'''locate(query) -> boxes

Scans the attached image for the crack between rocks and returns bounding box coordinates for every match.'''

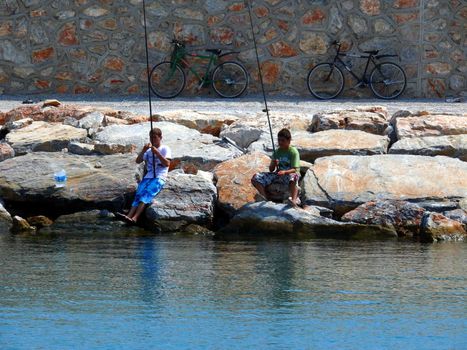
[310,168,333,205]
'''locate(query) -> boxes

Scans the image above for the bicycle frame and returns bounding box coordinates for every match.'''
[331,43,378,84]
[170,43,218,85]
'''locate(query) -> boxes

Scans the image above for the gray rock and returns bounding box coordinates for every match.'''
[310,107,389,135]
[219,201,396,238]
[220,124,264,149]
[63,117,79,127]
[2,117,33,131]
[294,130,389,162]
[5,121,88,155]
[145,172,217,232]
[40,210,142,234]
[389,134,467,161]
[0,152,139,210]
[155,110,239,136]
[394,114,467,139]
[0,201,12,233]
[78,112,104,130]
[95,122,242,171]
[302,155,467,215]
[0,40,29,64]
[94,143,136,155]
[459,198,467,211]
[443,209,467,228]
[68,142,95,155]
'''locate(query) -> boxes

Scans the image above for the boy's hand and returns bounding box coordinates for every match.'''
[143,143,151,151]
[277,170,286,176]
[151,146,161,155]
[274,159,279,170]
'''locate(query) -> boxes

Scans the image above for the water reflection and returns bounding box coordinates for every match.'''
[138,238,162,304]
[0,234,465,350]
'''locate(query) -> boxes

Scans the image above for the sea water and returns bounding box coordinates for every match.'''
[0,233,465,350]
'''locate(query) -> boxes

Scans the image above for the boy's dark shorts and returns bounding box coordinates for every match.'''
[252,172,300,187]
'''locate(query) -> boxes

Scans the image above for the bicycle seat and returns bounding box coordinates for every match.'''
[205,49,222,55]
[363,50,380,55]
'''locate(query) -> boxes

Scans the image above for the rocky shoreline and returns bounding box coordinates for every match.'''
[0,100,466,242]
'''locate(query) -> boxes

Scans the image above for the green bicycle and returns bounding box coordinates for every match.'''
[149,39,249,99]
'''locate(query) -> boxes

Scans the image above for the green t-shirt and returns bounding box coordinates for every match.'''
[272,146,300,171]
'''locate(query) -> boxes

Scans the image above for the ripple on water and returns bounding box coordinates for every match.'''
[0,235,466,350]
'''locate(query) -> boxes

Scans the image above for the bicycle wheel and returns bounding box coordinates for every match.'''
[212,61,248,98]
[369,62,406,99]
[307,63,344,99]
[149,61,185,99]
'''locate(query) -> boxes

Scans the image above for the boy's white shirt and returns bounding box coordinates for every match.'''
[143,145,171,180]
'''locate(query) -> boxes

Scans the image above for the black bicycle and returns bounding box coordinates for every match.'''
[307,40,407,100]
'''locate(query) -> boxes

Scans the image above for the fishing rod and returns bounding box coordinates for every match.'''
[244,0,276,154]
[142,0,156,176]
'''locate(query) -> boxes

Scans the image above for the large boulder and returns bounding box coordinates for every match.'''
[310,106,389,135]
[421,212,467,242]
[302,155,467,215]
[389,134,467,161]
[1,104,94,124]
[145,172,217,232]
[5,121,88,155]
[95,121,242,171]
[218,201,396,238]
[393,113,467,139]
[294,130,389,162]
[220,111,314,150]
[154,110,239,136]
[1,104,148,125]
[0,152,138,210]
[341,200,426,237]
[213,152,271,216]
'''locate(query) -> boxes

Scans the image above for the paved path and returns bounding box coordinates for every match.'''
[1,94,465,115]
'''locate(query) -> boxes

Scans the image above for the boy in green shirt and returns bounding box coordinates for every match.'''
[251,128,301,206]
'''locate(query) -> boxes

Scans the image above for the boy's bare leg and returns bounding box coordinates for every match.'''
[251,181,268,200]
[129,202,146,221]
[127,206,137,218]
[289,181,299,204]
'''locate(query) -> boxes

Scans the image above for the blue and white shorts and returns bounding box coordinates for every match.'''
[132,177,165,207]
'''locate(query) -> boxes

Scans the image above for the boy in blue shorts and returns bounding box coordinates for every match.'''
[251,128,301,206]
[118,128,171,223]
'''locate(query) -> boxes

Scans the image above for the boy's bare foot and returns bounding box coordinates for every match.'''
[115,212,129,221]
[288,197,301,207]
[116,212,137,224]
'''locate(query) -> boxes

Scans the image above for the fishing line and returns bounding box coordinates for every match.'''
[244,0,276,154]
[142,0,156,176]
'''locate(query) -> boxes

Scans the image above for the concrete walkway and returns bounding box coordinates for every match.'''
[1,94,465,115]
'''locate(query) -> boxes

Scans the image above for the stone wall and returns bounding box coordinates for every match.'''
[0,0,465,98]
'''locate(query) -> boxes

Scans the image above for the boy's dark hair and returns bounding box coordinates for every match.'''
[277,128,291,140]
[149,128,162,137]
